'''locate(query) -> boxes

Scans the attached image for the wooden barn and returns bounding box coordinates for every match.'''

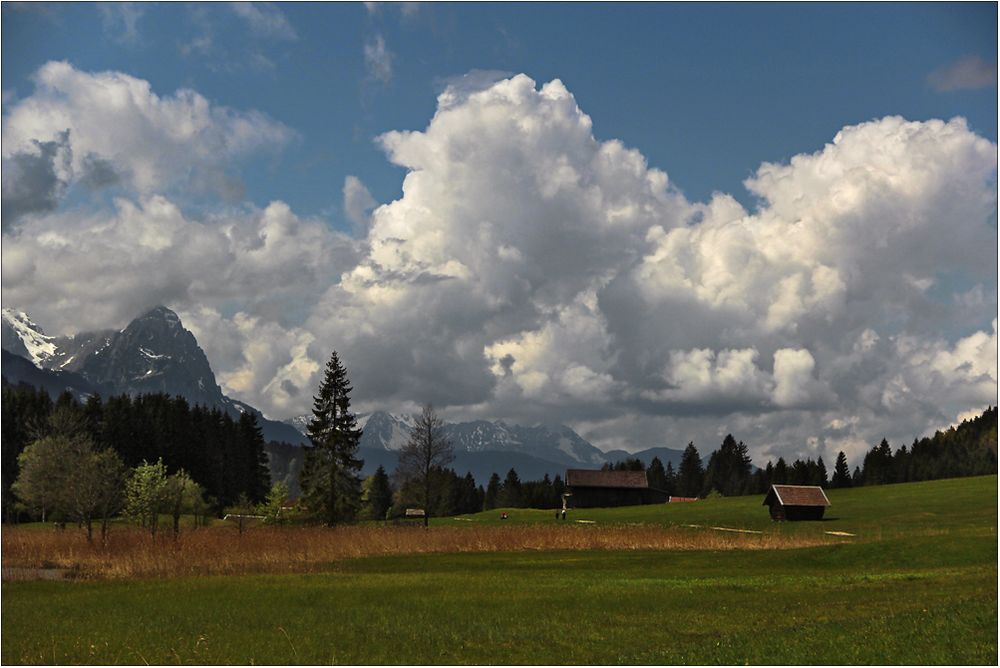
[565,469,668,508]
[762,484,830,521]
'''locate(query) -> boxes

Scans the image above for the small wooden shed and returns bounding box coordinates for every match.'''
[565,469,668,508]
[763,484,830,521]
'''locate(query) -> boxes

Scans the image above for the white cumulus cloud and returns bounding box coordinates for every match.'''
[2,70,996,459]
[1,62,294,203]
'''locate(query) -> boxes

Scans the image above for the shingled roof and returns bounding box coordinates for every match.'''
[566,469,649,489]
[763,484,831,507]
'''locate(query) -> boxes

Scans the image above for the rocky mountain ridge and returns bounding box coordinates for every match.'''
[1,306,303,445]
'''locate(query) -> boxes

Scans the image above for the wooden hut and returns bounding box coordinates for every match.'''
[565,469,668,508]
[762,484,830,521]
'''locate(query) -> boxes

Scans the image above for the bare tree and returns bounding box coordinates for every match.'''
[397,404,454,527]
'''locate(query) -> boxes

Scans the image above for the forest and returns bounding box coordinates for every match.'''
[1,375,996,524]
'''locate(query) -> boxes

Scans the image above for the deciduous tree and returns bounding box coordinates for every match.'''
[397,404,454,527]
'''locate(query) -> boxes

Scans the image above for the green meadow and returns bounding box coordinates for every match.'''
[3,475,997,665]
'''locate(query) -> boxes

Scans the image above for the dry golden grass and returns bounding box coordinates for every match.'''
[1,523,835,580]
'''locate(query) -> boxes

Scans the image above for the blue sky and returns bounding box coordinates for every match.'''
[4,2,996,226]
[2,3,997,460]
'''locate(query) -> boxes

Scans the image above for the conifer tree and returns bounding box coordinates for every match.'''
[362,465,394,520]
[484,472,501,510]
[773,457,789,484]
[814,456,829,487]
[703,434,752,496]
[663,461,677,496]
[501,468,522,507]
[237,412,271,504]
[677,442,704,497]
[300,351,364,525]
[831,451,852,488]
[646,456,668,491]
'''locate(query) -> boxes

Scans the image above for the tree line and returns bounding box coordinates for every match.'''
[599,407,996,500]
[2,383,271,523]
[4,347,996,528]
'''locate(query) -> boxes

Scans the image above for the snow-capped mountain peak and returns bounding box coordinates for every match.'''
[1,308,58,367]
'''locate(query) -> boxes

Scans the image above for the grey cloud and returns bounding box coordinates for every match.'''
[1,130,71,227]
[79,153,120,190]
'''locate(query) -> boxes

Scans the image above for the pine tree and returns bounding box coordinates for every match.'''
[677,442,704,497]
[300,351,364,526]
[237,412,271,504]
[663,461,677,496]
[362,465,394,520]
[501,468,522,507]
[773,457,789,484]
[814,456,829,487]
[646,456,668,491]
[831,451,852,488]
[484,472,501,510]
[703,435,752,496]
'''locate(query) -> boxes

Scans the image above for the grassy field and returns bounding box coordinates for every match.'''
[2,476,996,664]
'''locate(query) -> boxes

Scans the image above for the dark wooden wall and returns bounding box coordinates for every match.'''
[767,501,826,521]
[568,487,668,508]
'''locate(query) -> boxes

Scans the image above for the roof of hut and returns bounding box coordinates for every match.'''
[763,484,831,507]
[566,469,649,489]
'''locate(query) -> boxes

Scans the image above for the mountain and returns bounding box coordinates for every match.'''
[74,306,226,409]
[1,306,305,445]
[1,309,58,367]
[349,411,607,467]
[3,306,680,486]
[1,349,111,399]
[284,410,633,481]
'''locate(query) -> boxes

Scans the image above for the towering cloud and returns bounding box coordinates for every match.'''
[2,67,995,461]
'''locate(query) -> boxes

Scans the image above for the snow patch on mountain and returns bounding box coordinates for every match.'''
[1,308,58,367]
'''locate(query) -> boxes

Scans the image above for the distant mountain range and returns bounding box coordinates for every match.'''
[3,305,685,485]
[285,410,686,482]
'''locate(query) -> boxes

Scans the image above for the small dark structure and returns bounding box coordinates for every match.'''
[763,484,830,521]
[565,469,668,508]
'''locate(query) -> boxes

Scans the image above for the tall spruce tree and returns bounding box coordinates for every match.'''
[484,472,501,510]
[300,351,364,525]
[677,442,704,497]
[831,451,852,488]
[663,461,677,496]
[501,468,522,507]
[814,456,829,487]
[646,456,668,491]
[703,434,752,496]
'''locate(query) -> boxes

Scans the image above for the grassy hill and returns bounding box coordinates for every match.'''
[2,475,996,664]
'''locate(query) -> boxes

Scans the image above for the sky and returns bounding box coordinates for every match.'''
[2,2,997,466]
